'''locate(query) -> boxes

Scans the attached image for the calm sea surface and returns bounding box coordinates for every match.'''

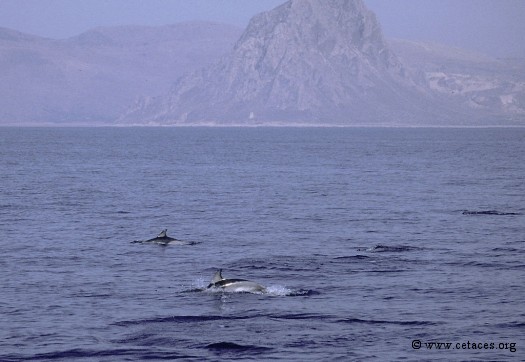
[0,127,524,361]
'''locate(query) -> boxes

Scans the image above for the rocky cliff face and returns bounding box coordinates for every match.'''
[122,0,447,125]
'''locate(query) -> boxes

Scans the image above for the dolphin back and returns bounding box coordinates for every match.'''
[219,280,267,293]
[206,270,266,293]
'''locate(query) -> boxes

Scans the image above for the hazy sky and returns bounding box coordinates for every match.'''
[0,0,524,58]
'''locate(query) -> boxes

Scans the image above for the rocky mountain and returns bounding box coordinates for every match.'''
[2,0,524,126]
[121,0,506,126]
[0,23,241,125]
[120,0,418,125]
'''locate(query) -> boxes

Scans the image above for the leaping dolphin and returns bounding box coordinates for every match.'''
[207,269,267,293]
[132,229,193,246]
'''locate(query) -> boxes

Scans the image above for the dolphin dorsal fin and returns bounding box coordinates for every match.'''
[157,229,167,238]
[211,269,224,284]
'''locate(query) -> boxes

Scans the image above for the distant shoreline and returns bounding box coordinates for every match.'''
[2,123,525,129]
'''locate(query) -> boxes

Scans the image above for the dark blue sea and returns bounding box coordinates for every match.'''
[1,127,524,361]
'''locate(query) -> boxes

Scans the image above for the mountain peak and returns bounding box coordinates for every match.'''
[235,0,396,71]
[119,0,440,125]
[286,0,382,45]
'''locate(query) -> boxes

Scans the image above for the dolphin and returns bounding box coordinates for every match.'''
[132,229,192,245]
[363,244,414,252]
[207,269,267,293]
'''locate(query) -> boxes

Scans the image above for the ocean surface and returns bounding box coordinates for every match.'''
[1,127,524,361]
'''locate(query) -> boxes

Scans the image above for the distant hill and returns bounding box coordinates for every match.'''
[389,38,525,122]
[0,23,241,125]
[1,0,524,126]
[120,0,524,126]
[119,0,439,125]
